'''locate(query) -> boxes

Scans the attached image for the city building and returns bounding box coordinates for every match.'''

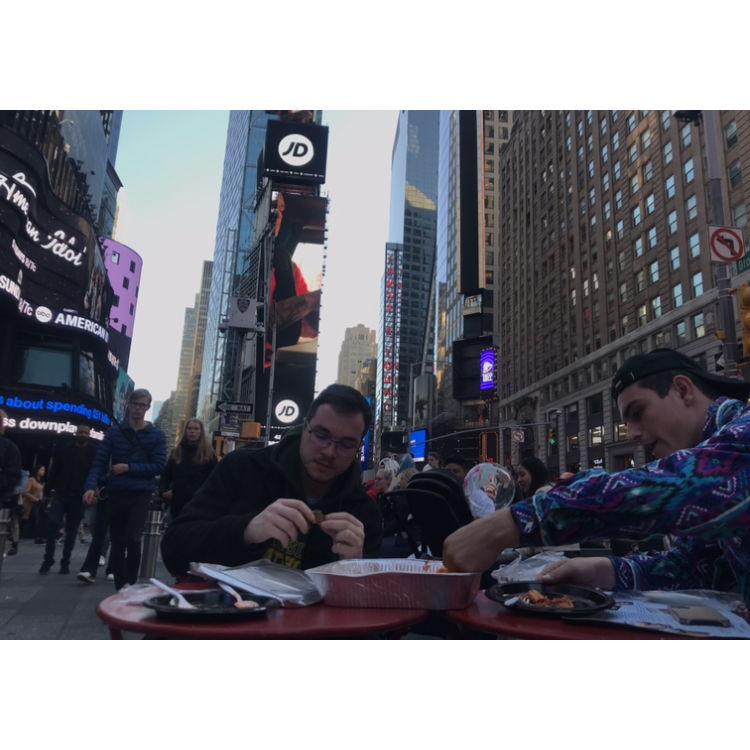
[337,324,376,388]
[0,110,123,467]
[197,111,276,430]
[185,260,213,426]
[170,301,198,448]
[376,111,440,448]
[494,110,750,475]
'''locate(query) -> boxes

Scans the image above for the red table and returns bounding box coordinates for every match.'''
[444,591,687,639]
[96,583,430,639]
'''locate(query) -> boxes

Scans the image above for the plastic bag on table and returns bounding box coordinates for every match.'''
[189,559,322,607]
[491,550,568,585]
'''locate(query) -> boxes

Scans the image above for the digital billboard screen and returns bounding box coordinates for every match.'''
[409,428,428,462]
[263,120,329,185]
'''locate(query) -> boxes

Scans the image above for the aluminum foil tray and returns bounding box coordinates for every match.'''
[305,558,480,610]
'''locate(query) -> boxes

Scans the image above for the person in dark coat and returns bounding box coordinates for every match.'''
[159,418,217,519]
[0,409,22,558]
[161,385,382,575]
[40,424,99,574]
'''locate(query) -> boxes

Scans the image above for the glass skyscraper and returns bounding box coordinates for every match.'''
[198,110,275,427]
[376,111,439,431]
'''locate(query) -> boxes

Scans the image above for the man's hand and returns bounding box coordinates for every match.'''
[538,557,616,590]
[243,498,315,547]
[162,490,174,502]
[83,490,97,506]
[320,512,365,559]
[111,464,129,476]
[443,508,521,572]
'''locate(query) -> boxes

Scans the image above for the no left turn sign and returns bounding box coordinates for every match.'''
[709,225,745,264]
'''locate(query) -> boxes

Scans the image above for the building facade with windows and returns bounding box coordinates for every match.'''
[493,110,750,476]
[337,325,376,389]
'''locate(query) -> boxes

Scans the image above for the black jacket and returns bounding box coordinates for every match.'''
[0,435,22,507]
[158,446,218,518]
[47,440,99,499]
[161,432,382,575]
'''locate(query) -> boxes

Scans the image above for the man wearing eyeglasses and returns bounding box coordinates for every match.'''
[162,384,382,575]
[80,388,166,589]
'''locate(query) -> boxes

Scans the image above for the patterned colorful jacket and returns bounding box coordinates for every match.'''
[510,398,750,603]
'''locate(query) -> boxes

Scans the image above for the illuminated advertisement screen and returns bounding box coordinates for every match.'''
[480,347,496,392]
[263,121,329,185]
[409,428,428,462]
[0,125,111,342]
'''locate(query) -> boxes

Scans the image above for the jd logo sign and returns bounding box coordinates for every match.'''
[278,134,314,167]
[274,399,300,424]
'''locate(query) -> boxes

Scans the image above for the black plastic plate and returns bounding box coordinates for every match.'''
[142,590,271,620]
[486,581,615,617]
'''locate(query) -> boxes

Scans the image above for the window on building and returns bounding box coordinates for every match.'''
[129,260,136,273]
[634,236,644,258]
[693,311,706,337]
[601,143,609,163]
[571,289,576,306]
[589,187,596,205]
[646,192,655,215]
[619,282,627,302]
[603,200,611,219]
[615,189,623,209]
[627,113,636,133]
[668,209,679,235]
[588,160,595,178]
[641,129,652,150]
[111,251,120,264]
[686,194,698,220]
[665,174,676,200]
[600,116,608,135]
[635,268,646,292]
[652,295,662,318]
[681,123,692,148]
[616,219,625,239]
[631,174,640,194]
[689,232,701,258]
[676,319,688,343]
[649,260,660,282]
[613,131,620,150]
[670,246,681,271]
[673,282,683,307]
[729,159,743,188]
[621,313,629,332]
[661,111,671,131]
[614,160,622,180]
[664,141,673,165]
[644,159,654,181]
[632,205,642,226]
[684,157,695,184]
[583,279,590,297]
[648,226,658,249]
[602,171,610,191]
[618,250,627,270]
[588,425,604,447]
[692,271,704,297]
[733,203,748,229]
[123,277,130,289]
[638,303,648,326]
[725,120,738,149]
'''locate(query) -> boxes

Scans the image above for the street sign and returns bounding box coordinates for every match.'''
[512,429,525,443]
[709,225,745,264]
[737,254,750,274]
[216,401,254,414]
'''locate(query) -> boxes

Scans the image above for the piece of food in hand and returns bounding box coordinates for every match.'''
[312,510,326,525]
[520,589,575,609]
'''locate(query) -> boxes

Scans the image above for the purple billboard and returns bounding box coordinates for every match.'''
[480,347,496,393]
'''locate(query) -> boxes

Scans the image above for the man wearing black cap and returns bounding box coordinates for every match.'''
[443,348,750,602]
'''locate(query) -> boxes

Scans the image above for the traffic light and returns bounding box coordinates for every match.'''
[738,283,750,359]
[548,428,558,448]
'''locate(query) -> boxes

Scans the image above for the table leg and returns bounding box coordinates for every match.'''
[108,626,124,640]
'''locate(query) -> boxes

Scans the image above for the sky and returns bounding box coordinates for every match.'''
[114,110,398,408]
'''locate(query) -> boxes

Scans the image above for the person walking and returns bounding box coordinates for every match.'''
[0,409,22,558]
[21,465,46,542]
[81,389,166,590]
[159,418,217,520]
[40,425,98,575]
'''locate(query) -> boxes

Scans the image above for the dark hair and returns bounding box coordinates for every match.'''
[519,456,549,497]
[444,455,468,469]
[636,370,724,400]
[307,384,372,437]
[427,451,443,465]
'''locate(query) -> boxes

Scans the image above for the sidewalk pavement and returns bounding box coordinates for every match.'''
[0,537,169,639]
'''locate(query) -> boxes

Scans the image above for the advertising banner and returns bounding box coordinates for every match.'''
[0,125,111,342]
[263,121,329,185]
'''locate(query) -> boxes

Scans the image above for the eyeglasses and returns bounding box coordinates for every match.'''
[129,402,150,409]
[304,420,361,454]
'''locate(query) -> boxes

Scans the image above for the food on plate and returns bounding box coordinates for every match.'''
[312,510,326,525]
[233,599,260,610]
[519,589,575,609]
[436,566,448,574]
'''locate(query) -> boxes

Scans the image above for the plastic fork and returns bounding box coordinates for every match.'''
[149,578,196,609]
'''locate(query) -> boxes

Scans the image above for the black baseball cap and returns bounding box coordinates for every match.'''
[612,348,750,401]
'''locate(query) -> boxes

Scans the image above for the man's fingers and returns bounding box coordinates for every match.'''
[539,560,574,583]
[266,515,298,546]
[538,559,568,578]
[320,518,364,535]
[276,498,315,524]
[273,504,311,535]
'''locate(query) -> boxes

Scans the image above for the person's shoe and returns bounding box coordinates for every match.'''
[107,573,114,581]
[98,556,106,566]
[59,564,70,575]
[77,571,95,584]
[39,563,52,575]
[6,543,18,556]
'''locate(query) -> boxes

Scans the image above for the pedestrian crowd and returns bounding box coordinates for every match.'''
[4,347,750,608]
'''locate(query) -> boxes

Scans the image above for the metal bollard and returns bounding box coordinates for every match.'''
[138,507,165,581]
[0,508,11,579]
